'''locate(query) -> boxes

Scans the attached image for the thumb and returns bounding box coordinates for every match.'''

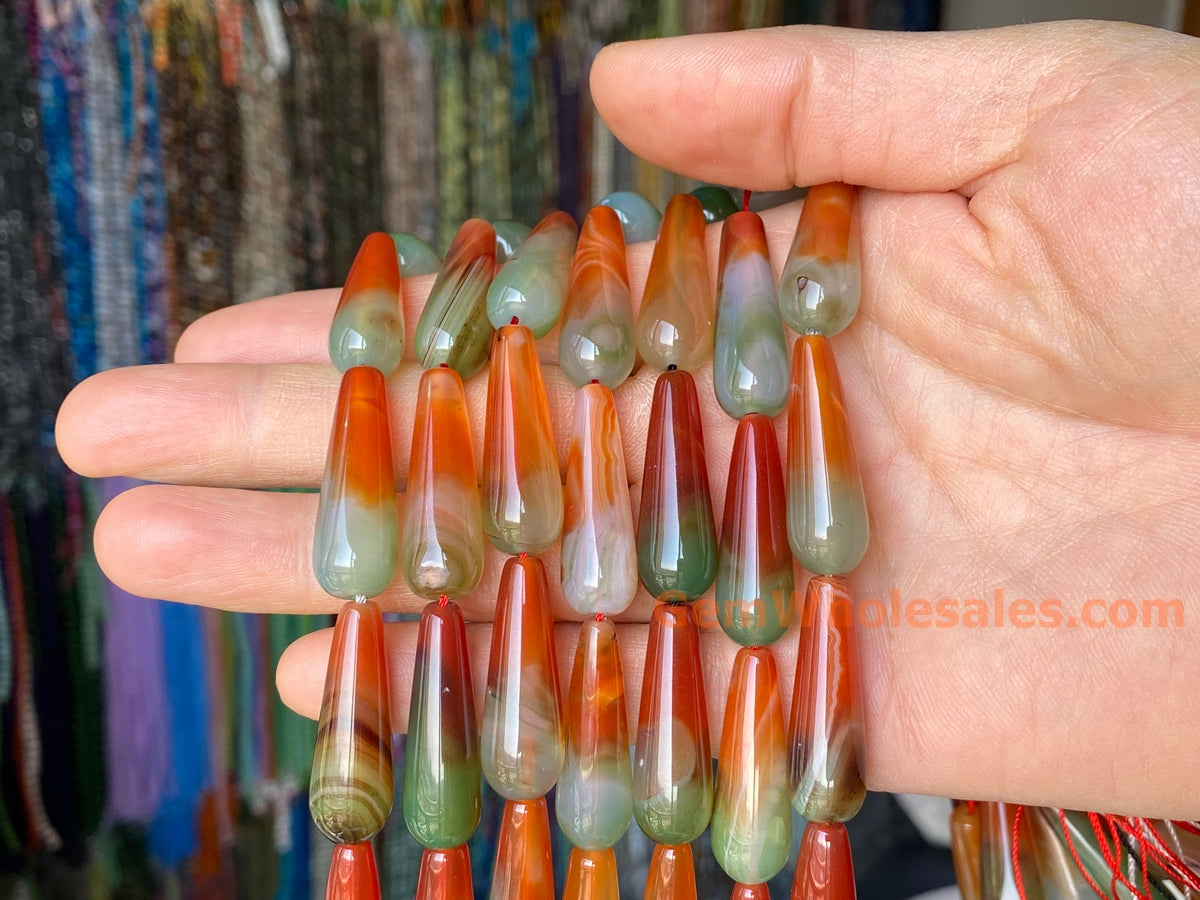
[589,21,1157,193]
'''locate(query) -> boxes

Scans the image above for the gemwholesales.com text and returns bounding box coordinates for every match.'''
[690,588,1184,630]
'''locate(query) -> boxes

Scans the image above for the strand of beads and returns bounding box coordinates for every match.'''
[310,233,406,899]
[402,217,497,897]
[478,211,578,898]
[631,193,720,897]
[709,199,796,896]
[556,203,640,899]
[779,183,867,900]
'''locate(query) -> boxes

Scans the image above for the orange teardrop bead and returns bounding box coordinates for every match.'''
[489,797,556,900]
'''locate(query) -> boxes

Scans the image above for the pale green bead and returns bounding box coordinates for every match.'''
[486,212,577,338]
[778,255,862,337]
[597,191,661,244]
[390,232,442,277]
[329,289,406,376]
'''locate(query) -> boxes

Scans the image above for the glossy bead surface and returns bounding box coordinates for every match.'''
[790,822,857,900]
[415,845,474,900]
[330,233,405,376]
[401,366,484,600]
[643,843,698,900]
[325,842,381,900]
[415,218,496,378]
[487,211,578,337]
[778,183,861,337]
[489,797,556,900]
[638,370,718,601]
[732,885,771,900]
[481,555,566,800]
[562,847,619,900]
[559,205,636,389]
[712,647,792,885]
[309,600,393,843]
[714,211,790,419]
[562,383,637,616]
[494,219,532,264]
[403,600,482,849]
[482,324,564,556]
[789,576,864,823]
[633,603,712,845]
[314,366,399,601]
[557,617,633,850]
[597,191,661,245]
[391,232,441,277]
[635,194,714,373]
[1025,806,1093,900]
[787,336,869,576]
[691,185,738,223]
[950,803,982,900]
[980,802,1043,900]
[717,414,794,647]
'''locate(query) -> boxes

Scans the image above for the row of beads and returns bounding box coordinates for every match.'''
[307,181,869,899]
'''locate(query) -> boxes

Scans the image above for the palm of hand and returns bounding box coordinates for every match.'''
[55,20,1200,818]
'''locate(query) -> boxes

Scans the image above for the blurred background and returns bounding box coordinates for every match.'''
[0,0,1193,897]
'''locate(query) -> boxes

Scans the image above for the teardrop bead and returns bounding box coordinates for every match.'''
[691,185,739,224]
[415,845,474,900]
[330,233,405,376]
[481,555,566,800]
[717,413,794,647]
[980,802,1043,900]
[487,211,578,337]
[732,885,771,900]
[313,366,399,601]
[786,335,869,576]
[644,843,698,900]
[557,617,633,850]
[401,366,485,600]
[714,211,790,419]
[562,847,620,900]
[562,383,637,617]
[712,647,792,886]
[391,232,442,277]
[324,841,381,900]
[789,576,865,823]
[559,205,636,390]
[309,600,394,843]
[494,219,532,264]
[415,218,496,378]
[633,602,712,845]
[950,803,982,900]
[403,600,482,849]
[790,822,857,900]
[597,191,661,245]
[635,194,714,373]
[481,323,564,556]
[489,797,556,900]
[778,183,861,338]
[637,370,718,601]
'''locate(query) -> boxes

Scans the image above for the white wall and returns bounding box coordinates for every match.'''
[941,0,1183,30]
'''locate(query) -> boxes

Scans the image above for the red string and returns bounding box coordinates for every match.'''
[1012,805,1027,900]
[438,594,449,607]
[1058,808,1110,898]
[966,799,978,815]
[742,189,751,212]
[594,613,605,622]
[510,315,519,325]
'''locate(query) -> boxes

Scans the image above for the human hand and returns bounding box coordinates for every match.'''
[56,20,1200,819]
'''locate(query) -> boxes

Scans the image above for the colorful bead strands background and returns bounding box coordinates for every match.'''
[0,0,954,897]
